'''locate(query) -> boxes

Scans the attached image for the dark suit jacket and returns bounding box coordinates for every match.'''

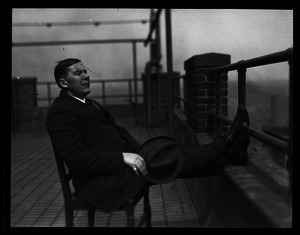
[46,91,146,212]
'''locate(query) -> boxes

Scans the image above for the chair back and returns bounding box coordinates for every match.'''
[53,153,73,203]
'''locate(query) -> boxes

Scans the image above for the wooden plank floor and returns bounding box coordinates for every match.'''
[11,117,200,227]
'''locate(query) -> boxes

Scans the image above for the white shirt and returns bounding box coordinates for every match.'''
[69,95,86,104]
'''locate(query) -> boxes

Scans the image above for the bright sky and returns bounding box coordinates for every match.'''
[12,9,293,82]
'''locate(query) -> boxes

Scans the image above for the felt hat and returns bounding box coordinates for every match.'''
[137,136,185,184]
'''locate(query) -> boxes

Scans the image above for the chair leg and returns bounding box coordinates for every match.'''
[143,187,152,227]
[65,207,74,227]
[125,199,135,227]
[87,209,95,227]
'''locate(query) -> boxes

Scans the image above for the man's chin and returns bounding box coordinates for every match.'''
[83,89,91,96]
[75,89,91,99]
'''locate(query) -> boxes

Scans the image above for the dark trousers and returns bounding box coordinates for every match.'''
[177,137,227,178]
[144,137,228,187]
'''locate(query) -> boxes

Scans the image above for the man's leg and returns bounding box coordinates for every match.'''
[177,137,227,178]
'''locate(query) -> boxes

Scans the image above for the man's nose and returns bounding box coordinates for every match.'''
[83,74,89,80]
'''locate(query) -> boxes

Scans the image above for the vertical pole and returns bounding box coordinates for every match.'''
[155,10,162,61]
[102,81,106,105]
[237,68,246,106]
[165,9,174,136]
[288,50,293,199]
[33,78,37,107]
[132,41,138,122]
[183,75,187,114]
[47,82,52,108]
[132,41,138,104]
[146,71,152,127]
[157,71,161,126]
[128,80,132,104]
[155,12,162,126]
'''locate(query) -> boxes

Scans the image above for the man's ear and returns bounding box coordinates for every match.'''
[58,78,68,88]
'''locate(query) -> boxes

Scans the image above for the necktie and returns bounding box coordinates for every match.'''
[86,99,111,120]
[86,99,129,144]
[85,99,97,109]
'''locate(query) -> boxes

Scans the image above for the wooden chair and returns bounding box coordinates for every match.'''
[54,153,152,227]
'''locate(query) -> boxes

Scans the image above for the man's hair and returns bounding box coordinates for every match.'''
[54,58,81,89]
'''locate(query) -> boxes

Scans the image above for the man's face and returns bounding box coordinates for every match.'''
[61,62,91,99]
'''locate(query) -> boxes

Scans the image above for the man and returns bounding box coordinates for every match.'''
[46,58,249,212]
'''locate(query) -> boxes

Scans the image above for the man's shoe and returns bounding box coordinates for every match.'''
[233,105,250,126]
[225,130,250,165]
[221,105,250,146]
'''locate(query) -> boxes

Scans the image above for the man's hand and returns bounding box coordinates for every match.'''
[123,153,148,177]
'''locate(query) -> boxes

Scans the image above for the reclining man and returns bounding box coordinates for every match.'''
[46,58,250,212]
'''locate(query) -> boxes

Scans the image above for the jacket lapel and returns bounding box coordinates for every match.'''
[85,98,116,124]
[58,91,122,130]
[59,91,133,148]
[59,91,106,118]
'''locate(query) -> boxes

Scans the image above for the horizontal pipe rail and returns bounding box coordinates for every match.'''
[204,47,292,157]
[12,39,146,47]
[89,94,143,99]
[36,78,143,106]
[210,47,293,72]
[37,78,142,85]
[37,94,143,100]
[12,19,149,27]
[215,114,289,154]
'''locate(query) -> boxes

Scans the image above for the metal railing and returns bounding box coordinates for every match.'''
[37,78,143,108]
[209,47,293,195]
[13,38,146,112]
[173,74,186,112]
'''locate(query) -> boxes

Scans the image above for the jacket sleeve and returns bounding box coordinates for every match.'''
[46,110,125,176]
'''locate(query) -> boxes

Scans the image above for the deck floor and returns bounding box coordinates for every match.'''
[10,117,200,227]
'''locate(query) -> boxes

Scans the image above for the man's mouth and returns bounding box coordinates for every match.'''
[82,83,90,87]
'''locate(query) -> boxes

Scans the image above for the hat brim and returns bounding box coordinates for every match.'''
[138,136,184,184]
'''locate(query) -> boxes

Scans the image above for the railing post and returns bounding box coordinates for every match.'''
[287,50,293,199]
[183,75,187,114]
[101,81,106,105]
[145,69,152,127]
[47,82,52,108]
[157,71,161,126]
[237,67,247,106]
[165,9,174,136]
[128,80,132,104]
[173,76,179,108]
[132,41,138,104]
[132,41,138,122]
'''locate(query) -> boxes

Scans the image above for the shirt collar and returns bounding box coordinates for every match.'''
[69,95,86,103]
